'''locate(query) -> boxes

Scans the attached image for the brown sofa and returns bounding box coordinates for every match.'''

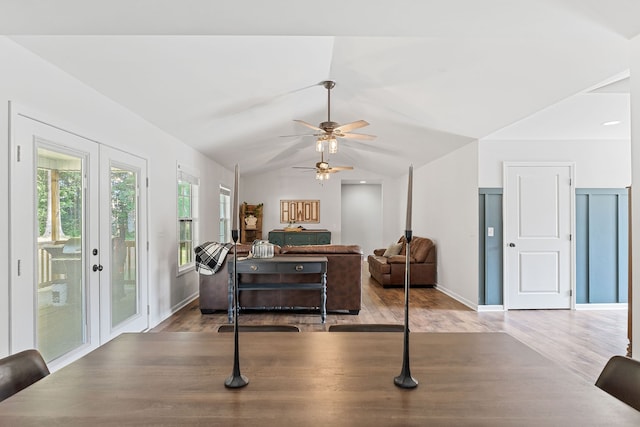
[199,244,363,315]
[368,236,437,288]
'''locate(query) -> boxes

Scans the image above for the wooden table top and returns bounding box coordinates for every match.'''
[1,332,638,426]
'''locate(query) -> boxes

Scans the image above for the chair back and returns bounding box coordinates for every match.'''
[217,325,300,332]
[0,349,50,402]
[328,324,404,332]
[595,355,640,411]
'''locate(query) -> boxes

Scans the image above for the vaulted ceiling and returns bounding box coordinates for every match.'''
[2,0,639,176]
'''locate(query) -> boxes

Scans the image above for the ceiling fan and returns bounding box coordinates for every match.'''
[287,80,376,154]
[293,151,353,181]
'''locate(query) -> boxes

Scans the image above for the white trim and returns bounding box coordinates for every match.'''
[435,285,478,311]
[575,303,627,311]
[477,305,505,312]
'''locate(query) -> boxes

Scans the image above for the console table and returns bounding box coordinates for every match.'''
[268,229,331,246]
[228,256,328,323]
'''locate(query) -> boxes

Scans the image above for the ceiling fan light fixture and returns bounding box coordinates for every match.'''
[315,138,324,152]
[328,137,338,154]
[316,171,330,181]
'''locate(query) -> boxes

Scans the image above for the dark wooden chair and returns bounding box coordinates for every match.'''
[595,355,640,411]
[328,324,404,332]
[217,324,300,332]
[0,349,50,402]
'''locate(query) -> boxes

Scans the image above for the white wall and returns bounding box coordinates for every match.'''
[341,184,382,256]
[413,142,480,308]
[241,169,401,251]
[479,139,631,188]
[242,149,479,308]
[241,170,343,241]
[631,34,640,360]
[0,37,230,356]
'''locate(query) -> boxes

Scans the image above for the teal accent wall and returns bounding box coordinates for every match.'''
[479,189,503,305]
[478,188,628,307]
[575,189,628,304]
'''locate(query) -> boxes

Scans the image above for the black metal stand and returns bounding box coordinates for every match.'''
[225,229,249,388]
[394,230,418,389]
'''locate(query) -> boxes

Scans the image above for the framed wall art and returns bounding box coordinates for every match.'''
[280,200,320,224]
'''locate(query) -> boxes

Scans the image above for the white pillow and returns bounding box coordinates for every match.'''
[383,242,403,257]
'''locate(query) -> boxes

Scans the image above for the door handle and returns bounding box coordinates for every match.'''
[92,264,104,272]
[508,243,516,248]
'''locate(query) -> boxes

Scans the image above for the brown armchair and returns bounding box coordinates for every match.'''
[367,236,437,288]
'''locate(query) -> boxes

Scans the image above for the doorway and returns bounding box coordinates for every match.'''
[504,163,574,309]
[341,183,382,256]
[9,107,148,370]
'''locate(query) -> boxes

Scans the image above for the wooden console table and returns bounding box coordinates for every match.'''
[228,256,328,323]
[268,229,331,246]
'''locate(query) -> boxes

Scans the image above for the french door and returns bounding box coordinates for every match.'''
[9,106,148,370]
[99,146,148,340]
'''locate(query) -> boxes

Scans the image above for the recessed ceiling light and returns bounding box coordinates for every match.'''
[602,120,621,126]
[360,181,367,184]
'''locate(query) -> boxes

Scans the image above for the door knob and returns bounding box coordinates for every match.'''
[92,264,103,272]
[508,243,516,248]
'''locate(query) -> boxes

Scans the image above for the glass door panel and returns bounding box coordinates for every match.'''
[36,148,86,362]
[110,166,138,327]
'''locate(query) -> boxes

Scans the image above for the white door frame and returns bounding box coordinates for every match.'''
[503,161,576,310]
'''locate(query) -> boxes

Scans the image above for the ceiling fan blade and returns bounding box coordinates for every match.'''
[334,120,369,133]
[292,166,316,170]
[293,119,323,132]
[280,133,319,138]
[341,132,377,141]
[329,166,354,171]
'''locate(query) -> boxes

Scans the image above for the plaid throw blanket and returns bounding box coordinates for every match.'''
[194,242,233,275]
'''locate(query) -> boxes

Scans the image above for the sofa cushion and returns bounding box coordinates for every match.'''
[387,255,415,264]
[410,238,433,263]
[383,242,403,257]
[396,236,432,263]
[367,255,390,274]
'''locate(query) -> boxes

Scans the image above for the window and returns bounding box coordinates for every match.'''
[219,186,231,243]
[177,164,199,273]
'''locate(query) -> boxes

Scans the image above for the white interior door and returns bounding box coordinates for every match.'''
[10,106,148,369]
[504,163,574,309]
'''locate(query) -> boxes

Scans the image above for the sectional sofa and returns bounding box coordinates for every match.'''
[198,244,363,315]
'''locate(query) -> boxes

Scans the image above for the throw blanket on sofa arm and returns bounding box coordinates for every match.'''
[194,242,233,275]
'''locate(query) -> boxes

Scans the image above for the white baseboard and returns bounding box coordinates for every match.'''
[477,304,505,312]
[575,303,628,310]
[435,285,478,311]
[149,292,199,330]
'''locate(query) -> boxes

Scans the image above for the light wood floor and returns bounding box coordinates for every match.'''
[152,262,629,384]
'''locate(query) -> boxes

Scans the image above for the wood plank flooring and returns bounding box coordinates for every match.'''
[152,262,629,384]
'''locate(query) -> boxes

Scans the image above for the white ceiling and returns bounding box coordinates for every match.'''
[2,0,638,176]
